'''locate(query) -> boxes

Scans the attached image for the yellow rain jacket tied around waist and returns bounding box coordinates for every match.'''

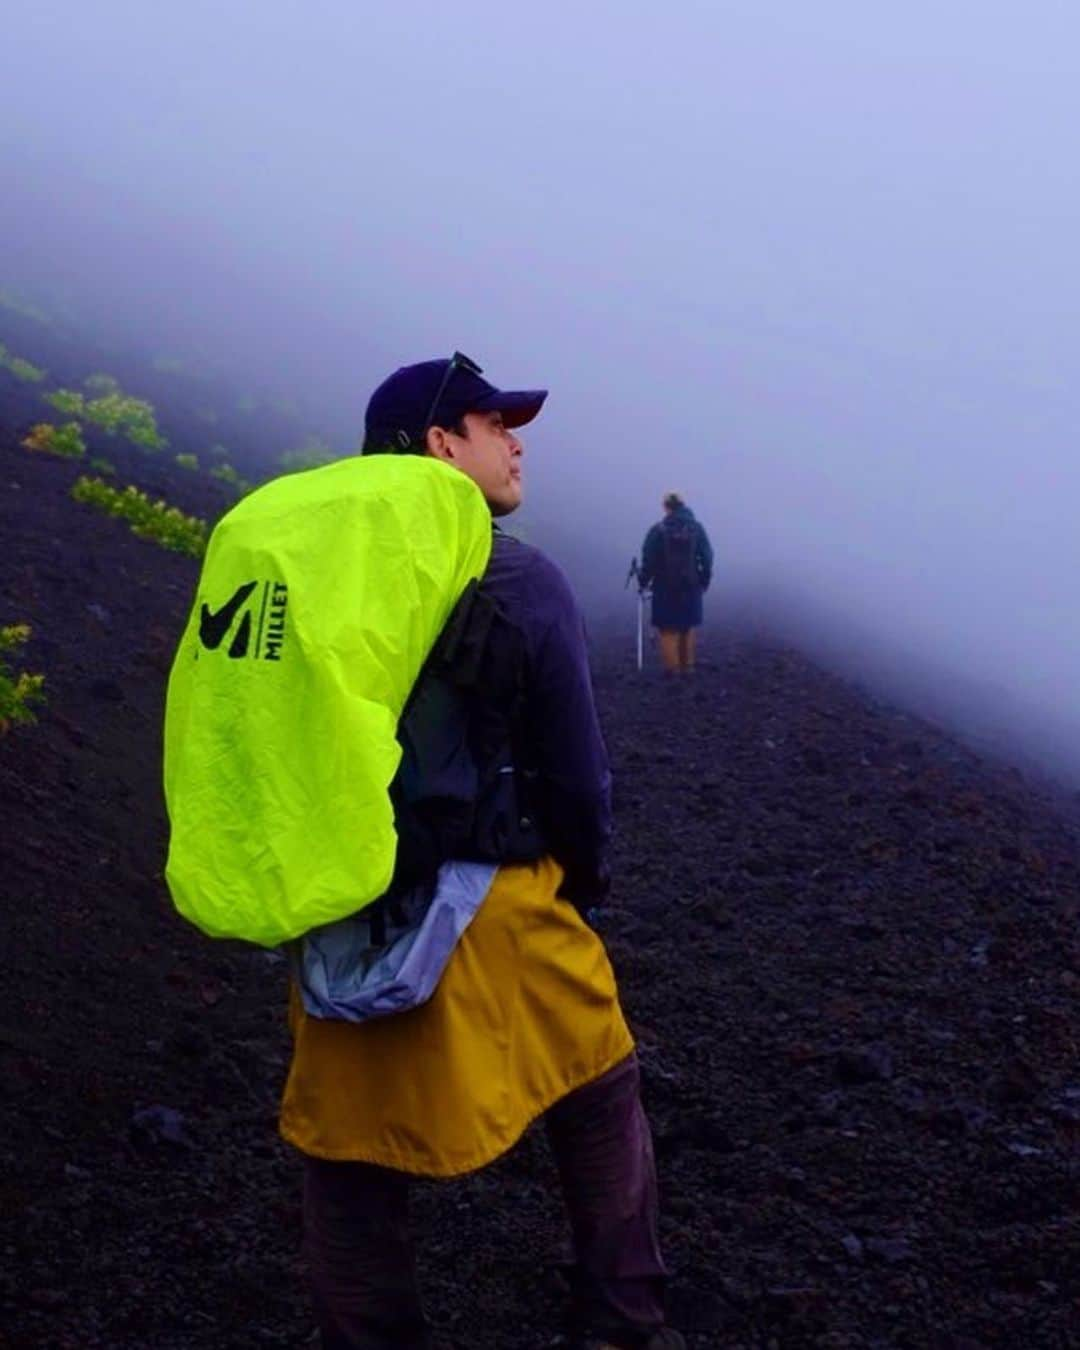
[163,455,492,947]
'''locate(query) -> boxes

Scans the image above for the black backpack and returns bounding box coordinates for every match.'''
[661,516,700,589]
[388,579,543,897]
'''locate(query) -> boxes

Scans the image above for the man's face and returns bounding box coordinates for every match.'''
[427,410,524,517]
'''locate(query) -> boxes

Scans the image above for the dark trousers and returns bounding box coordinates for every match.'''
[303,1052,667,1349]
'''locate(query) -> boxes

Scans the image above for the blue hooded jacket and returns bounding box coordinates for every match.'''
[639,504,714,630]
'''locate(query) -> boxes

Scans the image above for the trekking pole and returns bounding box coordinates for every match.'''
[625,557,645,672]
[636,589,644,671]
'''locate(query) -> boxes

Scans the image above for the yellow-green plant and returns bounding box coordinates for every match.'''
[84,373,120,394]
[9,357,46,383]
[0,344,46,383]
[89,456,116,476]
[210,461,252,495]
[279,439,335,473]
[44,381,167,450]
[83,392,166,449]
[22,422,86,458]
[22,424,51,453]
[175,452,199,471]
[44,388,85,416]
[71,477,207,558]
[0,625,45,733]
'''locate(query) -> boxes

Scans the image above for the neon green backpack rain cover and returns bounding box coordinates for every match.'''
[163,455,492,947]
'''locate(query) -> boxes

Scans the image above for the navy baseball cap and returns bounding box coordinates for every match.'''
[363,352,547,453]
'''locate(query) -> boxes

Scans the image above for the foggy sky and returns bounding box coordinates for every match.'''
[2,2,1079,774]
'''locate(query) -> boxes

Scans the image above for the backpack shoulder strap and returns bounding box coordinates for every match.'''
[391,579,539,894]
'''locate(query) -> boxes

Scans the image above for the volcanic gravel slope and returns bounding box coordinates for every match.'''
[3,422,1080,1350]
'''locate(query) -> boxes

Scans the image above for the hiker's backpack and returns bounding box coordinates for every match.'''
[661,515,700,589]
[163,455,493,948]
[388,565,543,896]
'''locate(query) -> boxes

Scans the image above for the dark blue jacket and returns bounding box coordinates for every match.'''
[638,506,713,631]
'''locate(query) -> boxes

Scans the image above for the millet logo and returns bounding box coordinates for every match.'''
[198,581,289,661]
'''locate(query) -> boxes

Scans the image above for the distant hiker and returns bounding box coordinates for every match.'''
[277,356,682,1350]
[637,492,713,675]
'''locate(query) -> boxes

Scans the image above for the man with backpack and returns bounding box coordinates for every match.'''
[637,493,713,676]
[277,355,684,1350]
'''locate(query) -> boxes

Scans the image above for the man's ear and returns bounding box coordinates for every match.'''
[425,426,455,461]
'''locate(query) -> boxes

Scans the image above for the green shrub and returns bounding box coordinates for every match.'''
[81,394,124,432]
[175,453,199,471]
[0,625,45,733]
[44,388,86,416]
[0,345,47,383]
[123,416,167,451]
[71,477,208,558]
[22,422,86,458]
[279,439,335,473]
[209,461,252,496]
[83,392,166,449]
[45,381,167,450]
[84,373,120,394]
[89,456,116,476]
[8,357,46,383]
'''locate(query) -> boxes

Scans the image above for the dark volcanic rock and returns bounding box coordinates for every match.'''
[834,1043,895,1085]
[4,414,1080,1347]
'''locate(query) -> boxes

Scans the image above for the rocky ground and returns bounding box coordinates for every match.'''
[3,411,1080,1349]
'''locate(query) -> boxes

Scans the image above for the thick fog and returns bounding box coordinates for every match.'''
[2,2,1079,776]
